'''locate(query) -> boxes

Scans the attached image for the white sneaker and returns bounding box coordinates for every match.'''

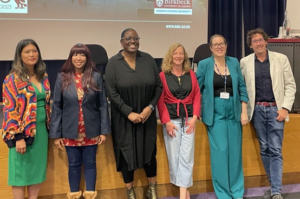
[271,194,283,199]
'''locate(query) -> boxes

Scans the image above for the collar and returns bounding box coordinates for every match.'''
[117,50,142,60]
[210,55,230,62]
[254,50,269,62]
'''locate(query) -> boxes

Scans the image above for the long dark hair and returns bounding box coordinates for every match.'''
[61,43,99,93]
[10,39,46,82]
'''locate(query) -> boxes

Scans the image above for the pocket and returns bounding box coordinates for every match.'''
[270,106,280,120]
[271,106,278,112]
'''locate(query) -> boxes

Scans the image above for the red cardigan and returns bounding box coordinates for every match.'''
[157,70,201,125]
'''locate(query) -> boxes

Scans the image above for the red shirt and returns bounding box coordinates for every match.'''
[63,73,98,146]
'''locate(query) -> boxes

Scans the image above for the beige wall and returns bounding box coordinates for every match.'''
[287,0,300,29]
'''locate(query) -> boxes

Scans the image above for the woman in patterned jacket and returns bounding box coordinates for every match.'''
[2,38,51,199]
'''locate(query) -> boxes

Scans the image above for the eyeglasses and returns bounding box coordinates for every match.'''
[211,42,226,48]
[121,37,140,42]
[252,38,264,44]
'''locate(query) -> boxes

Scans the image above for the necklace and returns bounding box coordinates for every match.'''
[171,70,185,86]
[29,71,35,76]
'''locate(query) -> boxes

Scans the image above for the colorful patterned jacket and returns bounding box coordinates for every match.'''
[2,72,51,148]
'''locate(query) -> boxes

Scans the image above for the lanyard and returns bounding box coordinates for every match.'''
[215,63,227,92]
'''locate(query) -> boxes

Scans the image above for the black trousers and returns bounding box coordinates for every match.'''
[119,148,157,183]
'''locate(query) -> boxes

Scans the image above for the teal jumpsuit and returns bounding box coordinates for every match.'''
[196,56,248,199]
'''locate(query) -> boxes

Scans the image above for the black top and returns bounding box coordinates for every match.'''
[213,70,233,96]
[105,50,163,171]
[165,72,193,119]
[255,54,275,102]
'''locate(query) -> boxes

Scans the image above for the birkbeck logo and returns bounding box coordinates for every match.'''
[156,0,163,7]
[156,0,191,7]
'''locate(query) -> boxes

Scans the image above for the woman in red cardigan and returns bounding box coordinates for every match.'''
[157,43,201,199]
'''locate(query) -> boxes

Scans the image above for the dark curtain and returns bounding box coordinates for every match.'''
[208,0,286,59]
[243,0,286,56]
[208,0,243,60]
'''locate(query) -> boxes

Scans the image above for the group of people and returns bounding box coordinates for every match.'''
[1,27,296,199]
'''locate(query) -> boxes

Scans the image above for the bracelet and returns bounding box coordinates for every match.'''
[149,104,155,111]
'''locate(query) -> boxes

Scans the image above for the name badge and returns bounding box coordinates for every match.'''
[220,92,229,99]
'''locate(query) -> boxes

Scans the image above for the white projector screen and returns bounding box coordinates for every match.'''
[0,0,208,60]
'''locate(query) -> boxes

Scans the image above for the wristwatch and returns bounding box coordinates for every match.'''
[149,104,155,111]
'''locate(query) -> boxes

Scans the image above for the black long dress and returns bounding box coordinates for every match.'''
[105,50,163,171]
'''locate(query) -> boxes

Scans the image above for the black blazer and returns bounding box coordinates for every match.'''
[49,72,110,139]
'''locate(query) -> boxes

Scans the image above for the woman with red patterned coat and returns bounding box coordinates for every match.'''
[49,43,110,199]
[2,39,51,199]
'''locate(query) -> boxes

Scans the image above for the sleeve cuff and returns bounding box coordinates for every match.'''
[14,133,24,141]
[282,107,290,112]
[240,96,249,103]
[120,105,133,117]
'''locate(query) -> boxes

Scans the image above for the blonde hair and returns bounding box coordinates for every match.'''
[161,43,191,73]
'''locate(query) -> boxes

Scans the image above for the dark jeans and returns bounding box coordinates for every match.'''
[65,145,98,192]
[252,105,284,196]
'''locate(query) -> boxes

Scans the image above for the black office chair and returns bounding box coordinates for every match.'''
[192,43,211,71]
[85,44,108,76]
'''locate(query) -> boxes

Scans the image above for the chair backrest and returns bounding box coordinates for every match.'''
[85,44,108,75]
[192,43,211,71]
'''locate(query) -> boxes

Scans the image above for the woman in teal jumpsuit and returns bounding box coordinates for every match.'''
[196,35,249,199]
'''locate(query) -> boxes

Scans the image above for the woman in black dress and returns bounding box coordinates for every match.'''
[105,28,162,199]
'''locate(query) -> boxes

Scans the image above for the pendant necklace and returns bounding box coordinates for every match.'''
[172,70,185,86]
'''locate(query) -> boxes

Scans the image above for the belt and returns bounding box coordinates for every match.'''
[255,102,277,107]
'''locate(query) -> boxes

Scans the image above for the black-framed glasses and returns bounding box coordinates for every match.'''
[121,37,140,42]
[211,42,226,48]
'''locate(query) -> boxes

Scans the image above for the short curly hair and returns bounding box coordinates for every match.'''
[246,28,269,47]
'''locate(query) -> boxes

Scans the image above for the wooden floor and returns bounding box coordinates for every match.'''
[34,172,300,199]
